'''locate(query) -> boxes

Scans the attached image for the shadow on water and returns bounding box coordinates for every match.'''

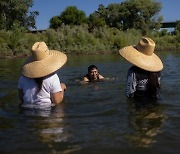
[0,52,180,153]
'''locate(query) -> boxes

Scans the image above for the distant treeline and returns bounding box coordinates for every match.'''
[0,0,180,58]
[0,24,180,58]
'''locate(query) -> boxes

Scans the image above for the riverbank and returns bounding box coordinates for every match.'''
[0,25,180,59]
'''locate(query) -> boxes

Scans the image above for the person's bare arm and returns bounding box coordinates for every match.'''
[51,83,66,104]
[98,74,104,79]
[83,76,89,82]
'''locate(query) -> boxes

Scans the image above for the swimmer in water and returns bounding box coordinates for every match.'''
[83,65,104,82]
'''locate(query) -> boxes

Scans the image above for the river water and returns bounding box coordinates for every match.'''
[0,52,180,153]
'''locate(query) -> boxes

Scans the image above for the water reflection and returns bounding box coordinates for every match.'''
[18,104,79,152]
[0,52,180,153]
[127,100,166,147]
[19,108,52,117]
[36,106,66,142]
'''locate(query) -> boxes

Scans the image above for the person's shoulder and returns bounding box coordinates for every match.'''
[46,73,58,78]
[129,66,148,74]
[128,66,136,73]
[19,75,32,82]
[44,73,59,82]
[83,74,90,82]
[98,74,104,79]
[18,75,35,87]
[19,75,24,80]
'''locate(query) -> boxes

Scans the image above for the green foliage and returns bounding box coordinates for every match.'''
[176,32,180,43]
[105,4,123,29]
[0,27,43,58]
[0,0,39,30]
[50,6,87,29]
[49,0,163,36]
[90,0,162,34]
[0,25,179,58]
[154,35,179,50]
[1,0,178,58]
[0,30,12,57]
[88,13,106,31]
[152,28,174,38]
[175,21,180,34]
[49,16,62,29]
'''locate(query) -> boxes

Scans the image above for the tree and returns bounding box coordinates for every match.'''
[49,16,62,29]
[90,0,162,34]
[88,4,120,31]
[119,0,162,34]
[50,6,87,28]
[88,13,106,31]
[0,0,39,30]
[175,21,180,34]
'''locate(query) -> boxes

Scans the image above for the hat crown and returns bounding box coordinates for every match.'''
[32,42,50,61]
[136,37,155,56]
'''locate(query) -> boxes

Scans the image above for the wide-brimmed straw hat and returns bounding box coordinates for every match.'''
[21,42,67,78]
[119,37,163,72]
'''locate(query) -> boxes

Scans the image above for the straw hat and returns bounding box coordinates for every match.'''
[21,42,67,78]
[119,37,163,72]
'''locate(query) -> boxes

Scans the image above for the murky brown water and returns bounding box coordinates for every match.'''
[0,52,180,153]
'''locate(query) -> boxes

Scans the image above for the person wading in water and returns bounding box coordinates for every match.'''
[119,37,163,102]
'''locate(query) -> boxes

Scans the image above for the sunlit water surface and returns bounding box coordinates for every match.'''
[0,52,180,153]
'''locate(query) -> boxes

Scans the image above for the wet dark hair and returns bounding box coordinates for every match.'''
[131,66,160,99]
[35,77,44,94]
[88,65,98,72]
[148,72,160,98]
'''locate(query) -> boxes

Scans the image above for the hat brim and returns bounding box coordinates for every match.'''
[22,50,67,78]
[119,46,163,72]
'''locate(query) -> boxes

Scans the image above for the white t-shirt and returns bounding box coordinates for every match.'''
[18,73,62,109]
